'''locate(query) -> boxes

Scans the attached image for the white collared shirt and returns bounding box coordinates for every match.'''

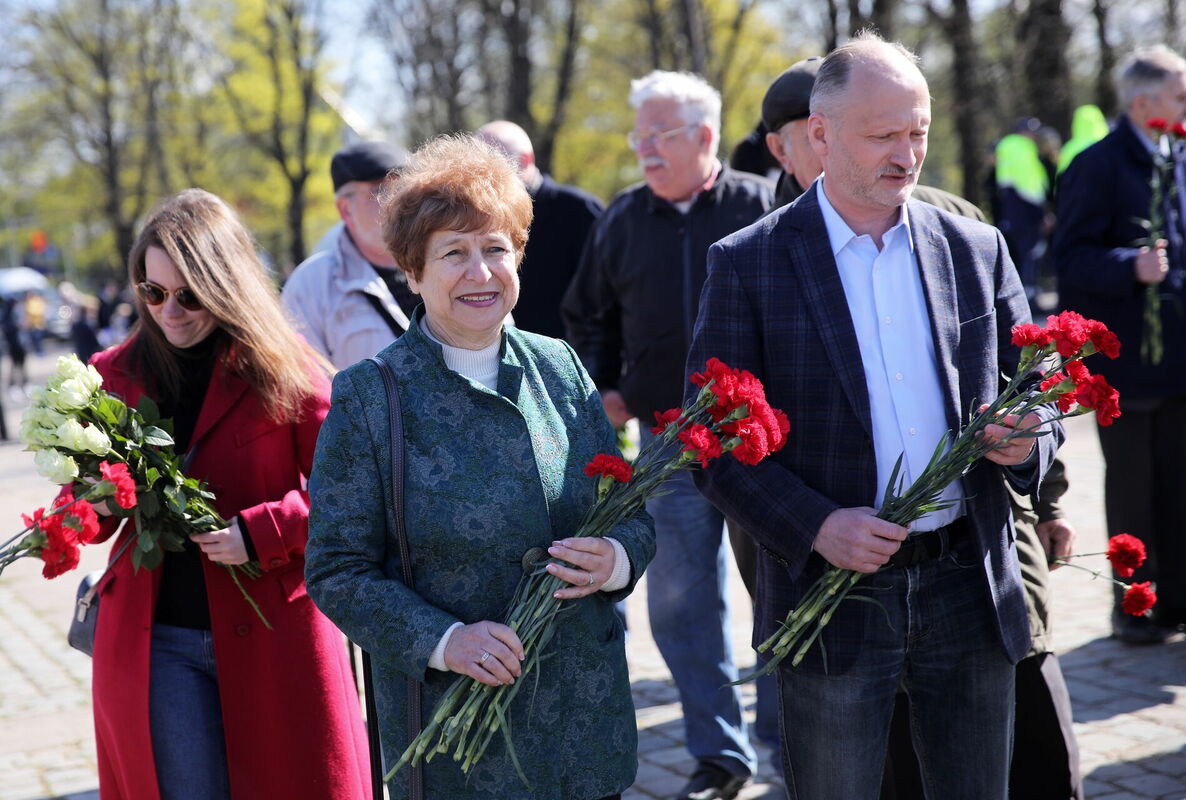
[816,179,962,529]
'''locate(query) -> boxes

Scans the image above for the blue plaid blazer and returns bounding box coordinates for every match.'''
[687,183,1064,665]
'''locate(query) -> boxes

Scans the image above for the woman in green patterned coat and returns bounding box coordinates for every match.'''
[305,135,655,800]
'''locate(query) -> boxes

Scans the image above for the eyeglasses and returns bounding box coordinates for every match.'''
[135,281,203,311]
[626,124,694,151]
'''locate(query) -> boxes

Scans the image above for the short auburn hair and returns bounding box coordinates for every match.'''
[381,134,533,281]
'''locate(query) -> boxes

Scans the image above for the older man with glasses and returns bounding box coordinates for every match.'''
[563,70,772,800]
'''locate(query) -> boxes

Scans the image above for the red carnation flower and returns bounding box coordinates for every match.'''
[1057,393,1076,414]
[1039,372,1068,393]
[1106,533,1147,578]
[1065,359,1090,386]
[1148,117,1169,132]
[99,460,138,509]
[52,485,101,545]
[678,425,723,467]
[1011,323,1051,348]
[723,417,772,465]
[1173,121,1186,138]
[1121,581,1157,616]
[651,408,683,435]
[40,540,81,579]
[1084,319,1121,359]
[1072,373,1121,426]
[1045,311,1090,358]
[584,453,633,483]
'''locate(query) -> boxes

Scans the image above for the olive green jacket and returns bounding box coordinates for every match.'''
[305,311,655,799]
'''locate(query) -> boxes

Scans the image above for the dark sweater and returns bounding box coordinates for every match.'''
[153,331,226,629]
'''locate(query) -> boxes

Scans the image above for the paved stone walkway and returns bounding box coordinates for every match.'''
[0,346,1183,800]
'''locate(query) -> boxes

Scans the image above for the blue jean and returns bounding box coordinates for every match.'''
[776,535,1015,800]
[640,428,756,777]
[149,624,231,800]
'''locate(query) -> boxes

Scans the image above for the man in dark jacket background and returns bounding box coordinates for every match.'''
[476,120,604,340]
[1052,44,1186,643]
[563,70,772,800]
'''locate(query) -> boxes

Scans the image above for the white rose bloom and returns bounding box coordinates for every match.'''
[34,449,79,484]
[19,415,55,449]
[51,377,94,411]
[31,404,68,430]
[79,425,111,456]
[82,364,104,394]
[55,418,88,451]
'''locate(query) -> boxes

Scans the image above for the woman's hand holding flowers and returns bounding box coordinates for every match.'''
[546,537,616,599]
[190,519,249,565]
[444,621,525,686]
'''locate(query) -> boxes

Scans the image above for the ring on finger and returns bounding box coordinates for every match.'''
[479,650,491,664]
[586,572,595,587]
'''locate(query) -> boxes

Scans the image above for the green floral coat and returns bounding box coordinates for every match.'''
[306,312,655,800]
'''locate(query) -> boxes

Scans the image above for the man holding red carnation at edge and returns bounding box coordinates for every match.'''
[1052,44,1186,644]
[686,35,1064,799]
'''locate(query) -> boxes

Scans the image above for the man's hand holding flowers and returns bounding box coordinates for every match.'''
[979,409,1044,465]
[813,508,908,574]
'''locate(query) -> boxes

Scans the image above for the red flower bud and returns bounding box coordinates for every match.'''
[1148,117,1169,132]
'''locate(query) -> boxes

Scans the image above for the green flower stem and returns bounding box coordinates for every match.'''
[1052,559,1133,590]
[0,482,107,553]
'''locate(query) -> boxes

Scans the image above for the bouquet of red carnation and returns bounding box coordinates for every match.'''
[742,311,1122,678]
[1134,117,1186,365]
[391,358,789,785]
[1053,533,1158,617]
[0,476,131,578]
[10,354,269,627]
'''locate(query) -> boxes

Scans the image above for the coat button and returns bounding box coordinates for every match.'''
[235,624,251,636]
[269,557,283,568]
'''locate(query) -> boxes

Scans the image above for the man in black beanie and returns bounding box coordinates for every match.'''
[283,140,416,369]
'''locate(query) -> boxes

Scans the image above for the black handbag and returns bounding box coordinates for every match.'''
[67,535,132,656]
[365,355,423,800]
[68,447,201,657]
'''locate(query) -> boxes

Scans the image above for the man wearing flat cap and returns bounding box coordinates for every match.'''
[283,140,416,369]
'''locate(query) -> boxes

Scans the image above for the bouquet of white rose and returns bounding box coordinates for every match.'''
[10,355,268,625]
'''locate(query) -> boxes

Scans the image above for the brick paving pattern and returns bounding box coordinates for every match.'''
[1,347,1182,800]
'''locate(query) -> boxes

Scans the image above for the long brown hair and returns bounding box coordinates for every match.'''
[127,189,327,422]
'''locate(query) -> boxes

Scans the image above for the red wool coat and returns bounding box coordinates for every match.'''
[87,341,370,800]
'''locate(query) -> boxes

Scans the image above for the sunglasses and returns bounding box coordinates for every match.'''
[135,281,203,311]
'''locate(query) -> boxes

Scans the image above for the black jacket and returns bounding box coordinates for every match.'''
[1052,116,1186,399]
[513,175,604,339]
[562,166,772,419]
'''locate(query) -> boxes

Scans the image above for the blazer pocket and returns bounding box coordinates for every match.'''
[958,310,995,328]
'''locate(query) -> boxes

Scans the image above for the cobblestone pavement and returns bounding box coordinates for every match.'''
[1,346,1183,800]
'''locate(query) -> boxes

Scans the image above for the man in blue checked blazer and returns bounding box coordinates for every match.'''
[688,35,1063,800]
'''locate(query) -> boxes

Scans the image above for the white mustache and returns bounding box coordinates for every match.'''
[640,156,668,169]
[880,167,918,177]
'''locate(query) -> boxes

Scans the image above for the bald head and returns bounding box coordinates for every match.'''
[805,33,931,239]
[810,35,928,118]
[475,121,539,185]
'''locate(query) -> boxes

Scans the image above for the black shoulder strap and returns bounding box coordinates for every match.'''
[366,355,423,800]
[363,293,406,339]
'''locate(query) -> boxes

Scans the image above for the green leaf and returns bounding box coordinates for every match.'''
[136,394,161,424]
[145,467,160,486]
[137,491,160,516]
[141,426,174,447]
[138,546,164,571]
[163,485,186,514]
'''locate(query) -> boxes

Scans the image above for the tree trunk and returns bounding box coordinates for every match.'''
[947,0,984,206]
[847,0,865,37]
[536,0,582,174]
[503,0,535,135]
[871,0,896,37]
[1093,0,1117,116]
[823,0,841,52]
[1020,0,1071,136]
[677,0,708,76]
[642,0,663,70]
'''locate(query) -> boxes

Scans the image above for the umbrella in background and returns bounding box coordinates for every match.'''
[0,267,50,297]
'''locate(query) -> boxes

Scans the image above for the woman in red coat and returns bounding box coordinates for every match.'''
[87,189,369,800]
